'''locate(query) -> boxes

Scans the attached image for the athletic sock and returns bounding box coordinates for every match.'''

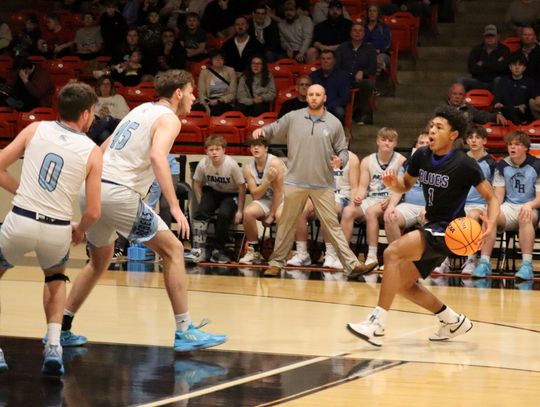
[325,242,336,256]
[248,241,260,252]
[47,323,62,346]
[480,255,490,264]
[370,306,387,325]
[175,312,192,332]
[296,241,308,254]
[367,246,378,261]
[523,254,533,263]
[61,309,75,332]
[435,304,459,324]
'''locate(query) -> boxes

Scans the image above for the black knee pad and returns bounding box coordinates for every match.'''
[44,273,70,283]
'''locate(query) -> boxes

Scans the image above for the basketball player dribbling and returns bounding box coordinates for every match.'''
[347,106,500,347]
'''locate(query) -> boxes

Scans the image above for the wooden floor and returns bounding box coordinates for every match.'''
[0,246,539,406]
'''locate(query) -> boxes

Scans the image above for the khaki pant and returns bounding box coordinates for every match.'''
[269,185,360,272]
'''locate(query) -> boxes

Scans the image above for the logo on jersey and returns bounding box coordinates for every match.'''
[510,172,526,194]
[418,169,450,188]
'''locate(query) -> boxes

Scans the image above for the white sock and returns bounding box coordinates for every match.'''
[63,309,75,317]
[296,241,308,254]
[47,323,62,346]
[367,246,378,260]
[325,243,336,256]
[523,254,533,263]
[371,306,387,324]
[436,305,459,324]
[175,312,192,332]
[480,255,490,263]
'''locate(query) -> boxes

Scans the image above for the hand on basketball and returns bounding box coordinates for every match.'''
[382,170,397,188]
[171,207,190,240]
[252,128,265,139]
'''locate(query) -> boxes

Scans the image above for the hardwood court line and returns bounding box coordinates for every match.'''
[257,360,407,407]
[134,356,330,407]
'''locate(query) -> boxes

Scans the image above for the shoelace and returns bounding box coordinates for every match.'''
[193,318,210,330]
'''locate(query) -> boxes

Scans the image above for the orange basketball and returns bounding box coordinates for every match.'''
[444,217,482,256]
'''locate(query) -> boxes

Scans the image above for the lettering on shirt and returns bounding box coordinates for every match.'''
[206,175,232,184]
[418,169,450,188]
[510,172,526,194]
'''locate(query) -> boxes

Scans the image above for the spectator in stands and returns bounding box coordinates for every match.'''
[335,22,377,125]
[311,0,350,25]
[278,0,314,63]
[308,0,352,62]
[4,56,54,111]
[222,16,265,75]
[75,12,103,60]
[514,25,540,80]
[443,82,507,125]
[11,13,41,57]
[114,27,142,65]
[250,4,282,63]
[88,76,130,145]
[384,132,429,244]
[310,50,351,123]
[185,135,246,264]
[278,74,311,117]
[37,13,75,59]
[153,28,187,74]
[138,0,165,26]
[197,49,237,115]
[237,55,276,117]
[179,12,208,62]
[111,49,145,86]
[462,24,510,91]
[122,0,141,26]
[140,9,163,52]
[239,137,286,265]
[100,0,127,57]
[365,4,392,75]
[0,17,12,55]
[472,130,540,281]
[340,127,405,270]
[201,0,237,38]
[493,54,539,124]
[160,0,189,29]
[505,0,540,35]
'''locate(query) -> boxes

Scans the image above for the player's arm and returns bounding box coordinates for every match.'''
[348,152,360,200]
[235,182,246,224]
[267,158,285,220]
[475,179,500,245]
[150,114,190,238]
[0,122,39,194]
[382,170,417,194]
[244,164,264,199]
[72,147,103,245]
[353,156,369,206]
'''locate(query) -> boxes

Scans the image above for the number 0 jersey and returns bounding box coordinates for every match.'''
[13,121,96,221]
[102,102,175,197]
[407,147,485,224]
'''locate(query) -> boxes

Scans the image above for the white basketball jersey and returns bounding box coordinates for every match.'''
[366,152,403,198]
[249,154,276,201]
[102,102,175,196]
[334,151,353,198]
[13,121,96,220]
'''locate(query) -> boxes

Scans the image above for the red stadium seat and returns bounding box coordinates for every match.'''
[518,120,540,142]
[207,124,245,154]
[384,12,420,58]
[0,121,14,148]
[179,111,211,137]
[501,36,521,53]
[465,89,494,111]
[0,55,13,79]
[344,88,359,130]
[18,107,57,132]
[271,70,295,92]
[172,123,205,154]
[123,82,158,109]
[246,112,278,139]
[44,59,77,87]
[274,86,298,115]
[0,107,19,137]
[210,111,248,137]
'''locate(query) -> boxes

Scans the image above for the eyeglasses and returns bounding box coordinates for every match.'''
[298,83,311,87]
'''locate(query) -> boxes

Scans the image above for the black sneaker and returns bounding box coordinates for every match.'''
[210,249,230,264]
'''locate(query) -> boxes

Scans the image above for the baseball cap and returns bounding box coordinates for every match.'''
[328,0,343,9]
[483,24,498,36]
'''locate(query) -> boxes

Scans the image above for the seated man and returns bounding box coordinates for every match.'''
[341,127,405,269]
[384,132,429,244]
[472,130,540,280]
[185,135,246,264]
[278,75,311,118]
[239,138,286,264]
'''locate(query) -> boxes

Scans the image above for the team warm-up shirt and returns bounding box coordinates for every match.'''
[466,153,497,205]
[492,154,540,204]
[13,121,96,220]
[193,155,245,193]
[102,102,174,197]
[406,147,485,223]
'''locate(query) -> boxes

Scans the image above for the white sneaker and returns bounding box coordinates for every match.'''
[184,248,206,263]
[429,314,473,341]
[347,316,385,347]
[239,247,263,264]
[323,252,343,269]
[286,251,311,266]
[461,258,476,275]
[432,257,451,274]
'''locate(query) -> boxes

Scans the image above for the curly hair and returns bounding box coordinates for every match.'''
[433,105,468,139]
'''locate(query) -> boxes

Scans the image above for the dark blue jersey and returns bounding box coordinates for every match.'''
[407,147,485,223]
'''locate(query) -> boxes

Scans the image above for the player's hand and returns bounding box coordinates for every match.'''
[266,166,278,182]
[382,169,398,188]
[330,154,342,169]
[380,197,390,210]
[252,128,265,139]
[71,222,85,246]
[353,194,363,206]
[476,212,492,247]
[263,214,275,226]
[418,208,426,225]
[234,210,243,224]
[171,207,190,240]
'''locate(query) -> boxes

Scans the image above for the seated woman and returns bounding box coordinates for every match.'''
[111,49,144,87]
[196,49,237,116]
[365,4,391,74]
[236,55,276,117]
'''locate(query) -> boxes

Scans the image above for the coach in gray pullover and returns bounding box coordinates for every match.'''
[252,84,367,277]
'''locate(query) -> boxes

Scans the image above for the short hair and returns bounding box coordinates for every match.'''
[186,12,200,20]
[509,53,527,66]
[433,105,468,139]
[377,127,398,142]
[467,124,488,139]
[154,69,194,99]
[205,134,227,148]
[208,49,225,60]
[320,49,336,59]
[295,74,311,85]
[504,130,531,149]
[247,137,269,147]
[57,82,98,122]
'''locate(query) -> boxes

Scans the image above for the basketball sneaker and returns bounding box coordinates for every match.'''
[365,256,378,271]
[0,349,8,372]
[42,345,64,376]
[286,252,311,267]
[461,258,476,275]
[185,248,206,263]
[322,252,343,269]
[174,359,228,388]
[264,265,281,277]
[174,320,227,352]
[43,330,88,347]
[429,314,473,341]
[433,257,451,274]
[515,260,534,280]
[210,249,230,264]
[347,316,385,347]
[239,246,263,264]
[472,259,492,277]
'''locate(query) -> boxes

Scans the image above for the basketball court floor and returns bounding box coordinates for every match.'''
[0,246,539,406]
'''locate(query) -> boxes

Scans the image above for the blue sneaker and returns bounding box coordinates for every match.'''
[0,349,8,372]
[42,345,64,376]
[472,259,492,278]
[174,359,228,387]
[174,320,227,352]
[43,330,88,347]
[515,261,534,280]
